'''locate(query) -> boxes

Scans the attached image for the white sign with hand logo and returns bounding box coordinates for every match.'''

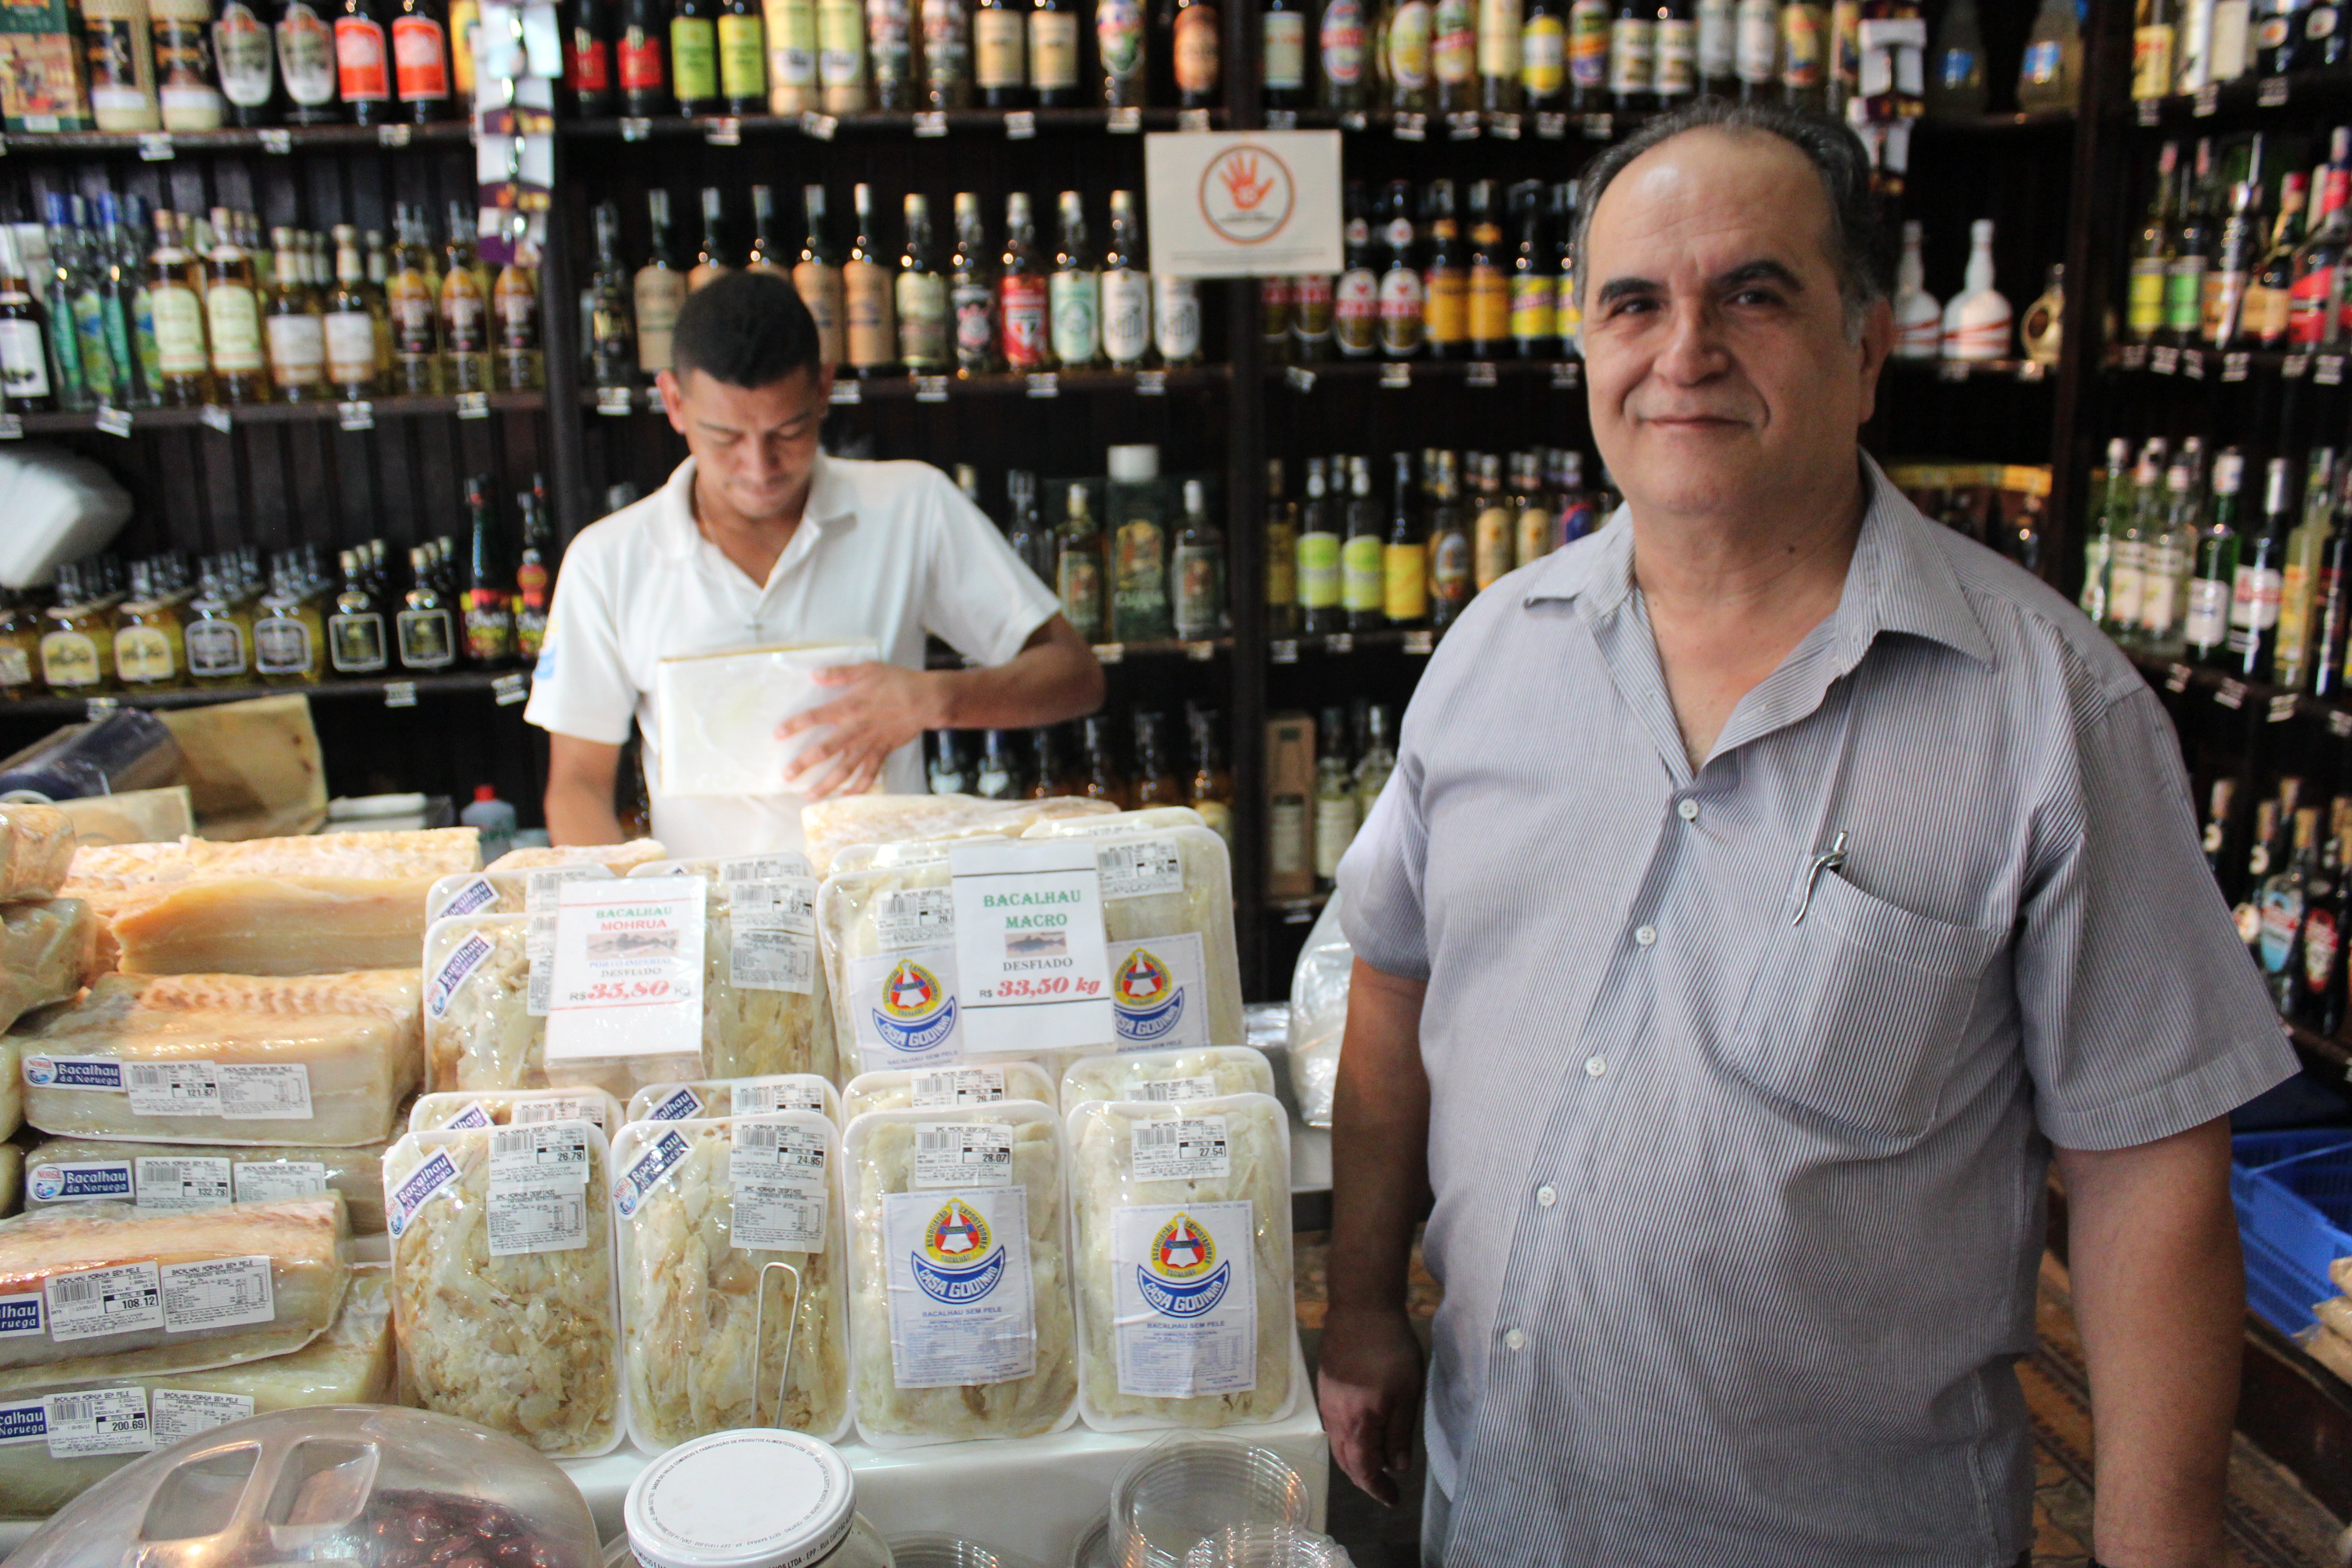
[1143,130,1344,278]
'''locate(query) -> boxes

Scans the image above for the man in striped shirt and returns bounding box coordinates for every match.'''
[1321,100,2296,1568]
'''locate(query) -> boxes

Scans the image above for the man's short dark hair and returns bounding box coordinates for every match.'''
[671,269,823,387]
[1573,101,1893,337]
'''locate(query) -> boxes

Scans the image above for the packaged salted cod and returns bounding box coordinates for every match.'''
[421,915,701,1102]
[801,795,1116,877]
[105,877,442,976]
[0,1147,19,1216]
[1065,1095,1294,1432]
[842,1062,1058,1122]
[626,857,839,1083]
[64,828,482,896]
[0,1193,350,1393]
[0,805,75,902]
[408,1086,626,1137]
[1059,1048,1276,1111]
[383,1121,622,1457]
[23,1137,396,1234]
[612,1113,850,1450]
[627,1075,839,1127]
[0,1265,396,1518]
[0,900,102,1036]
[18,971,423,1147]
[0,1039,21,1142]
[844,1101,1076,1446]
[486,839,669,873]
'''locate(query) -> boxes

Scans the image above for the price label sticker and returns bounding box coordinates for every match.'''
[646,383,667,412]
[1131,1114,1230,1181]
[378,122,412,146]
[0,414,20,441]
[914,110,948,136]
[1326,632,1353,655]
[2261,75,2289,106]
[383,681,417,708]
[1551,361,1582,389]
[948,837,1115,1054]
[1093,641,1124,664]
[1135,368,1166,394]
[1269,639,1298,664]
[1446,110,1480,139]
[2331,710,2352,740]
[915,374,950,402]
[1489,111,1520,138]
[259,127,292,153]
[2270,693,2301,723]
[2016,359,2045,381]
[2183,349,2205,379]
[137,132,173,160]
[1108,106,1143,132]
[2215,679,2248,710]
[1027,371,1059,397]
[830,378,861,404]
[1380,362,1411,388]
[1535,111,1568,137]
[803,112,838,139]
[2195,83,2218,115]
[200,403,233,432]
[456,391,490,417]
[1392,112,1426,141]
[1339,110,1367,131]
[1266,108,1298,129]
[1286,364,1317,392]
[911,1122,1014,1189]
[1582,111,1613,139]
[95,406,132,437]
[1185,640,1215,661]
[1004,110,1036,139]
[493,671,528,705]
[84,697,118,721]
[1177,107,1211,130]
[597,386,632,415]
[619,116,651,140]
[544,874,706,1061]
[1937,359,1969,382]
[1404,629,1434,655]
[2288,353,2312,379]
[1465,360,1498,387]
[2225,352,2250,382]
[2151,346,2179,375]
[2135,95,2159,124]
[2165,662,2193,693]
[338,399,374,430]
[2320,355,2345,386]
[706,115,741,144]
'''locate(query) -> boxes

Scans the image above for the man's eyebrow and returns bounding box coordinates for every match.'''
[1594,275,1660,306]
[1716,259,1804,292]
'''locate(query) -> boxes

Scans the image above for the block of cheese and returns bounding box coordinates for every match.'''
[24,1136,396,1234]
[0,1193,349,1392]
[107,876,440,975]
[0,806,75,901]
[19,971,422,1147]
[802,795,1116,876]
[0,1266,394,1518]
[0,901,102,1037]
[485,839,668,873]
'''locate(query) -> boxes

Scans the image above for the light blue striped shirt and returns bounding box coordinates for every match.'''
[1338,458,2296,1568]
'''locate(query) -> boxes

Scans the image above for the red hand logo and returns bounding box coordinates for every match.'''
[1220,153,1276,210]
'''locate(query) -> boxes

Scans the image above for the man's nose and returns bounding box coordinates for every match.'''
[1652,296,1725,383]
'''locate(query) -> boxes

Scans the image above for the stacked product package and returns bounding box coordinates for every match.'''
[0,817,458,1517]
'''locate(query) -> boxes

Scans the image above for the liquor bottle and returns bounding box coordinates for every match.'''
[216,0,281,123]
[440,204,490,392]
[1732,0,1772,97]
[2201,778,2240,894]
[1500,181,1550,359]
[817,0,864,108]
[1461,181,1507,359]
[1889,220,1941,359]
[1341,456,1384,631]
[514,484,554,658]
[201,207,267,405]
[1387,0,1433,108]
[2315,471,2352,697]
[1049,191,1099,369]
[672,0,720,108]
[2234,797,2282,945]
[82,0,161,130]
[1431,0,1473,108]
[926,731,967,794]
[1323,0,1370,106]
[781,186,842,370]
[712,0,764,108]
[2307,0,2347,70]
[181,561,248,684]
[1069,715,1121,805]
[1381,451,1427,627]
[252,559,319,683]
[0,229,55,413]
[35,200,88,412]
[150,0,224,128]
[634,191,687,377]
[918,0,969,105]
[1030,0,1080,102]
[277,0,341,121]
[688,186,730,292]
[1173,0,1220,103]
[1779,0,1823,110]
[842,183,895,374]
[1940,219,2010,360]
[1522,0,1565,105]
[1608,0,1651,109]
[2259,806,2319,1013]
[2166,140,2213,348]
[396,544,456,670]
[2256,0,2302,72]
[38,565,112,696]
[326,548,388,673]
[1355,701,1397,815]
[1425,183,1469,358]
[976,0,1027,102]
[2206,170,2263,347]
[1004,470,1052,582]
[1187,710,1234,847]
[1297,458,1343,635]
[2079,441,2123,626]
[1265,460,1299,637]
[2185,447,2242,665]
[321,225,377,398]
[78,197,136,408]
[1000,192,1049,370]
[1653,0,1694,102]
[2303,800,2350,1032]
[1108,447,1171,641]
[2139,445,2200,657]
[334,0,393,120]
[618,0,669,111]
[1310,706,1356,886]
[458,478,516,663]
[449,0,479,99]
[2230,456,2295,680]
[2245,172,2306,348]
[864,0,912,104]
[950,192,998,374]
[2133,0,2174,96]
[1424,450,1470,627]
[391,0,451,118]
[1122,710,1175,805]
[1101,191,1152,369]
[566,0,614,113]
[2105,439,2160,641]
[1169,480,1224,638]
[1926,0,1981,113]
[1261,276,1294,365]
[494,252,540,392]
[112,562,182,690]
[2278,447,2338,691]
[1266,0,1308,105]
[886,194,947,373]
[2016,0,2078,106]
[1055,481,1106,640]
[1458,451,1500,587]
[2291,131,2352,348]
[263,226,326,402]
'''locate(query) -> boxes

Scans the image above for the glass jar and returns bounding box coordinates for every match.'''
[614,1429,894,1568]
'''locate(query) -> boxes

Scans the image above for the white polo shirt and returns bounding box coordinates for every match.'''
[524,453,1060,859]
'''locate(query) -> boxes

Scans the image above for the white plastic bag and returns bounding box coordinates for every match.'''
[1287,895,1352,1130]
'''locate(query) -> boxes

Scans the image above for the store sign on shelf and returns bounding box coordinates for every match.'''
[1143,131,1343,279]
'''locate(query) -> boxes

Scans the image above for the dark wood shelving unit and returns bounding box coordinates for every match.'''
[583,367,1229,411]
[566,106,1211,139]
[13,391,546,435]
[1,667,532,719]
[0,120,475,153]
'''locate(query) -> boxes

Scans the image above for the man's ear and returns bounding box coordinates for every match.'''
[1855,297,1895,427]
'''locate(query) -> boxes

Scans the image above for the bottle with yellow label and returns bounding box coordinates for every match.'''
[0,591,39,699]
[1343,455,1386,631]
[1298,458,1343,636]
[1465,179,1508,357]
[1384,452,1428,626]
[39,565,114,695]
[672,0,721,109]
[1421,179,1466,358]
[253,561,323,685]
[113,562,185,690]
[719,0,767,109]
[1472,452,1514,589]
[2128,141,2178,344]
[818,0,867,108]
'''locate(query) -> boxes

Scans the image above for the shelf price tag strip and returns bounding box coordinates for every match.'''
[201,405,234,433]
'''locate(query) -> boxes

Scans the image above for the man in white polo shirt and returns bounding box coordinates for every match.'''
[524,271,1104,858]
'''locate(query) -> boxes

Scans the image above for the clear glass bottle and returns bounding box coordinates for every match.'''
[328,546,389,674]
[113,559,184,689]
[1354,701,1397,816]
[1048,190,1099,370]
[183,560,251,684]
[1171,479,1224,639]
[39,564,113,695]
[1056,481,1106,641]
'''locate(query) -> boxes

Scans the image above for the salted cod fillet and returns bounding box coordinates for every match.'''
[617,1118,849,1449]
[422,917,699,1101]
[646,858,839,1083]
[1059,1048,1276,1109]
[0,806,75,901]
[801,795,1115,876]
[485,839,668,873]
[106,876,440,975]
[0,902,103,1037]
[0,1193,350,1391]
[407,1087,626,1136]
[64,828,481,893]
[841,1062,1058,1121]
[24,1135,397,1234]
[0,1147,19,1216]
[0,1267,395,1518]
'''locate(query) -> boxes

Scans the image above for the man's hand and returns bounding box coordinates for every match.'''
[777,662,946,799]
[1319,1303,1425,1505]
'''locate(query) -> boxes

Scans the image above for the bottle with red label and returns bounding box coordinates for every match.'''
[334,0,393,120]
[391,0,451,118]
[999,191,1050,370]
[2290,128,2352,348]
[461,476,518,665]
[617,0,669,113]
[1172,0,1220,102]
[566,0,613,112]
[1333,180,1378,358]
[1377,178,1425,358]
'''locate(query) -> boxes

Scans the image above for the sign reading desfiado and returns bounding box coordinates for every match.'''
[1143,130,1344,279]
[544,874,706,1062]
[947,838,1114,1055]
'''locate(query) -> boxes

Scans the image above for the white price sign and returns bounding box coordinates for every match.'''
[544,875,706,1062]
[947,838,1114,1055]
[1142,130,1344,279]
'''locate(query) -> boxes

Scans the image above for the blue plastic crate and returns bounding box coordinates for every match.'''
[2244,1142,2352,1288]
[2244,1230,2333,1336]
[2230,1129,2352,1217]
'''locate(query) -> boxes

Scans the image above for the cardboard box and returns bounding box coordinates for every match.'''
[0,0,92,131]
[1264,711,1316,900]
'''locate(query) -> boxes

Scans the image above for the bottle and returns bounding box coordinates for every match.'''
[39,565,113,696]
[1170,480,1224,639]
[182,561,249,684]
[2108,437,2166,644]
[333,0,393,120]
[1266,0,1308,105]
[928,731,970,794]
[0,229,55,413]
[812,0,867,110]
[2205,171,2261,347]
[277,0,341,120]
[950,192,998,374]
[1055,481,1106,640]
[631,190,687,378]
[111,562,181,690]
[1355,701,1397,816]
[1464,181,1508,359]
[2260,805,2320,1013]
[671,0,720,108]
[618,0,669,110]
[494,251,539,392]
[1073,715,1124,805]
[1343,456,1384,631]
[924,0,971,104]
[783,186,843,370]
[1889,220,1941,359]
[1313,705,1356,888]
[2230,456,2296,681]
[1522,0,1565,106]
[567,0,615,113]
[441,202,490,392]
[999,192,1049,371]
[514,483,555,657]
[841,183,896,374]
[714,0,765,108]
[2133,0,2175,96]
[1608,0,1651,110]
[202,207,267,404]
[864,0,912,104]
[1265,460,1299,637]
[2257,0,2303,72]
[1323,0,1370,107]
[216,0,281,123]
[1173,0,1219,103]
[1434,0,1475,108]
[264,226,326,402]
[2316,473,2352,698]
[896,194,949,373]
[2292,130,2352,348]
[83,0,162,130]
[1468,451,1509,588]
[1653,0,1694,101]
[1940,219,2010,360]
[324,548,387,673]
[396,544,456,670]
[1108,447,1171,641]
[2187,449,2244,666]
[2139,445,2201,657]
[1426,450,1471,627]
[1693,0,1730,91]
[2303,800,2349,1033]
[2166,141,2213,348]
[2018,263,2063,366]
[1387,0,1434,109]
[1186,711,1234,848]
[976,730,1022,797]
[1926,0,1982,113]
[383,205,438,392]
[1298,458,1343,636]
[2246,172,2307,349]
[2078,439,2124,625]
[976,0,1027,102]
[2234,797,2283,946]
[321,225,378,398]
[1779,0,1823,109]
[688,186,730,292]
[252,559,320,683]
[2016,0,2079,107]
[1569,0,1610,106]
[391,0,451,118]
[1101,191,1152,370]
[584,204,637,390]
[1154,270,1201,368]
[1030,0,1080,101]
[1732,0,1772,97]
[152,0,225,128]
[1049,191,1099,369]
[1125,711,1177,806]
[2278,448,2338,691]
[459,477,516,663]
[1382,451,1427,627]
[1377,181,1425,359]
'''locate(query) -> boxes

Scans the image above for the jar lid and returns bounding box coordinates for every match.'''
[624,1431,856,1568]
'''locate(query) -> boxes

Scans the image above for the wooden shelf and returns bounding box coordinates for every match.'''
[2130,647,2352,736]
[2102,343,2352,382]
[1910,107,2077,134]
[2123,66,2352,129]
[1885,356,2055,382]
[8,391,546,437]
[564,106,1214,141]
[926,637,1232,670]
[1267,628,1444,661]
[0,120,471,156]
[1266,358,1587,393]
[586,367,1227,414]
[0,668,533,720]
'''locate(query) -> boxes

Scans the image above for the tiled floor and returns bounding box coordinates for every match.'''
[1294,1239,2351,1568]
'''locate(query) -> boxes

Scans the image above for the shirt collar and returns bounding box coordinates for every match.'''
[653,452,858,567]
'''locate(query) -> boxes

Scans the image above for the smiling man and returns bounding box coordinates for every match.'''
[1316,103,2295,1568]
[524,270,1102,855]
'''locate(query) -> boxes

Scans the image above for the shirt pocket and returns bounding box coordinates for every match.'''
[1723,867,2008,1144]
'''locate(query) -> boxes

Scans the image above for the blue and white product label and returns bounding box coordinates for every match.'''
[1130,1114,1231,1182]
[432,876,502,921]
[160,1256,274,1333]
[849,944,965,1072]
[428,930,497,1018]
[46,1262,164,1342]
[29,1161,136,1204]
[485,1125,591,1258]
[150,1389,254,1443]
[0,1397,48,1446]
[731,1080,828,1116]
[1112,1200,1257,1398]
[0,1293,45,1339]
[22,1056,124,1092]
[132,1157,233,1213]
[615,1129,691,1219]
[510,1095,607,1130]
[31,1389,152,1458]
[908,1065,1009,1108]
[441,1102,495,1130]
[1107,932,1210,1053]
[729,1121,829,1252]
[386,1150,463,1239]
[1094,837,1186,899]
[230,1161,330,1205]
[647,1086,706,1122]
[882,1186,1035,1388]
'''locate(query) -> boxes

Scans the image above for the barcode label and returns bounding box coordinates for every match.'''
[875,887,956,948]
[912,1124,1015,1189]
[150,1389,253,1443]
[1131,1115,1231,1181]
[910,1066,1009,1107]
[1137,1076,1218,1103]
[43,1388,152,1457]
[489,1124,592,1189]
[132,1157,232,1212]
[161,1256,274,1333]
[511,1096,607,1130]
[230,1161,330,1205]
[732,1120,831,1250]
[722,857,816,932]
[125,1062,220,1117]
[731,928,818,993]
[1097,838,1186,899]
[732,1120,828,1178]
[217,1065,313,1121]
[46,1263,163,1342]
[732,1080,828,1115]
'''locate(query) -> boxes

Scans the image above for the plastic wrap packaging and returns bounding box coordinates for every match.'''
[653,642,881,799]
[1286,894,1351,1131]
[626,857,839,1084]
[485,839,669,873]
[65,828,482,896]
[843,1101,1076,1447]
[103,876,438,976]
[1019,807,1209,839]
[422,916,701,1103]
[626,1075,839,1127]
[0,1265,397,1519]
[802,796,1117,876]
[0,712,178,807]
[0,1147,18,1216]
[20,970,423,1147]
[383,1122,622,1458]
[408,1087,627,1137]
[1059,1049,1277,1111]
[1065,1095,1294,1432]
[0,899,102,1035]
[24,1136,396,1234]
[0,805,75,901]
[0,1039,20,1141]
[0,1192,350,1392]
[611,1113,850,1450]
[842,1062,1060,1122]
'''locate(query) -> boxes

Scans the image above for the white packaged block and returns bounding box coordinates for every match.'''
[842,1062,1059,1122]
[24,1136,395,1234]
[626,858,840,1083]
[654,642,881,799]
[1058,1048,1276,1111]
[625,1075,839,1127]
[407,1087,627,1137]
[801,795,1118,876]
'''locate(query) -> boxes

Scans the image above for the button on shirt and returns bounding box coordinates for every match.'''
[1338,458,2295,1568]
[524,454,1059,859]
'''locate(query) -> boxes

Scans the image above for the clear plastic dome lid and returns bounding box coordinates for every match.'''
[8,1404,603,1568]
[624,1430,857,1568]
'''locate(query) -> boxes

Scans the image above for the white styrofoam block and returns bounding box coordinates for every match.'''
[0,448,132,590]
[653,642,879,799]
